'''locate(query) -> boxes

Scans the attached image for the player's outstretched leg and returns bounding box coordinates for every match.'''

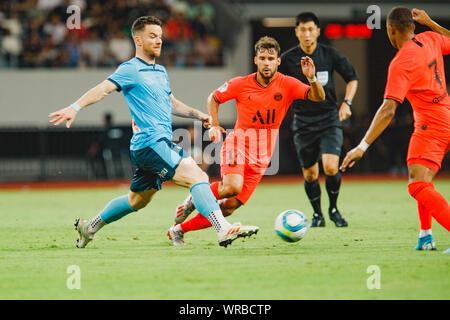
[172,158,258,247]
[190,182,258,247]
[74,218,97,248]
[74,190,155,248]
[169,197,243,245]
[174,181,220,224]
[74,194,135,248]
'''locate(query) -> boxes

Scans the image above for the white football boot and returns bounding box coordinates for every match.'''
[74,218,96,248]
[174,194,196,224]
[218,223,260,247]
[167,225,185,246]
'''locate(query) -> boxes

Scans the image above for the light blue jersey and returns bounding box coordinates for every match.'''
[107,57,173,151]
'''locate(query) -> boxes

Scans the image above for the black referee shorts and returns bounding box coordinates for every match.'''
[293,126,343,169]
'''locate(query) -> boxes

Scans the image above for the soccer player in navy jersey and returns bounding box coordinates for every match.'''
[48,16,259,248]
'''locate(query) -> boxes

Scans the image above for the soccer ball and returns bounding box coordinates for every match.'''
[275,209,309,242]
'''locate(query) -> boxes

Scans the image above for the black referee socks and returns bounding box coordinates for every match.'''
[325,172,341,211]
[304,179,323,216]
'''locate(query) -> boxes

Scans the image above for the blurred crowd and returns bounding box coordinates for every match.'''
[0,0,223,68]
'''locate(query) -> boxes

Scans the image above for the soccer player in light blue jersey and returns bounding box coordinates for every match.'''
[48,16,259,248]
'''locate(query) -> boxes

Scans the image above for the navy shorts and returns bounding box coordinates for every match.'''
[293,126,343,169]
[129,138,188,192]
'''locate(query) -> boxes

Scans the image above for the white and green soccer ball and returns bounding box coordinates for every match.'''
[275,209,309,242]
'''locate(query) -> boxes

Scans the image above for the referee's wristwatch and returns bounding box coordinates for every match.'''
[343,99,352,107]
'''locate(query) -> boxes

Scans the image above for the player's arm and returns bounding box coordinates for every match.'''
[301,57,325,102]
[206,92,226,143]
[340,98,398,172]
[412,9,449,37]
[170,94,211,128]
[339,80,358,121]
[48,79,118,128]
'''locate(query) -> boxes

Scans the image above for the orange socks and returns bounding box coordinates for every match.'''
[408,181,450,231]
[210,181,220,200]
[417,202,432,230]
[179,213,212,232]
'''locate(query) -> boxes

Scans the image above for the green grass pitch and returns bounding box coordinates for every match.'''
[0,180,449,300]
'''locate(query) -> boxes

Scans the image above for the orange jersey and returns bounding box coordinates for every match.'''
[213,72,310,166]
[384,31,450,136]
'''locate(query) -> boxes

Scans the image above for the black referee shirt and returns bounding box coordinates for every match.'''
[280,43,358,133]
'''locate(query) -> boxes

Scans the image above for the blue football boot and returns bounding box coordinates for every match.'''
[415,234,436,251]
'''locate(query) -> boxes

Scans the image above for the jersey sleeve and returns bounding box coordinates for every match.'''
[163,66,172,95]
[383,52,414,103]
[107,62,137,92]
[332,48,358,82]
[285,75,310,101]
[437,32,450,55]
[213,77,241,103]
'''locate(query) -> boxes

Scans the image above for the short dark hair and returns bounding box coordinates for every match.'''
[131,16,162,35]
[387,7,414,32]
[295,12,320,27]
[254,36,281,57]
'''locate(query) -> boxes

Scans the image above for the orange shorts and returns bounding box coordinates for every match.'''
[406,131,450,173]
[220,137,268,205]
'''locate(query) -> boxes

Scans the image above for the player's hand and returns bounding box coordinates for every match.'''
[412,9,431,26]
[48,106,78,128]
[339,102,352,121]
[199,113,212,129]
[208,125,226,143]
[300,56,316,80]
[340,147,364,172]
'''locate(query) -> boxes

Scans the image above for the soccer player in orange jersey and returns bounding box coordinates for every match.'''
[168,36,325,245]
[340,7,450,252]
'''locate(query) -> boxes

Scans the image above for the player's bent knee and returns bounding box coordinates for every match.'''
[221,208,235,217]
[303,172,318,182]
[323,166,339,176]
[408,180,429,199]
[407,164,435,184]
[198,170,209,183]
[128,197,148,211]
[188,170,209,187]
[220,184,242,198]
[302,165,319,182]
[128,191,153,211]
[219,198,242,216]
[173,157,209,188]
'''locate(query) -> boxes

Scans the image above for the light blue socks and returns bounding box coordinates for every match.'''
[99,195,136,224]
[190,182,221,218]
[190,182,230,233]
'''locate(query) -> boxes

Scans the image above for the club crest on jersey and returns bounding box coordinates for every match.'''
[317,71,329,86]
[274,93,282,101]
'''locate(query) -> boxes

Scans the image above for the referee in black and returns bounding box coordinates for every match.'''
[279,12,358,227]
